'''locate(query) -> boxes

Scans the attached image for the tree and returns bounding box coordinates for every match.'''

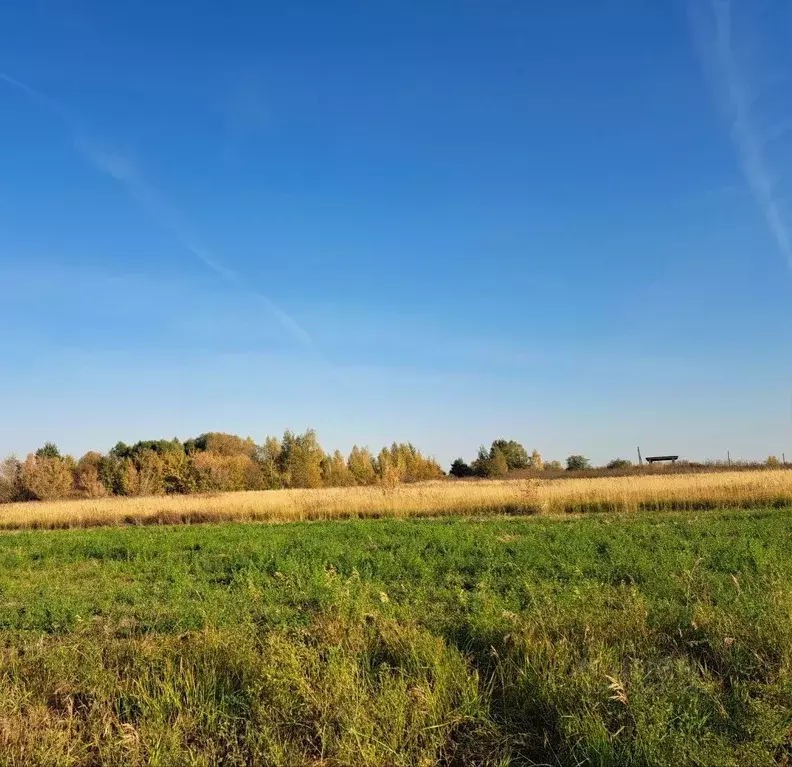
[449,458,474,478]
[191,452,250,492]
[376,445,406,489]
[161,450,197,494]
[112,439,184,461]
[110,441,132,460]
[490,440,530,470]
[252,437,285,489]
[280,429,324,489]
[472,444,514,478]
[97,455,125,496]
[132,450,167,496]
[35,442,61,460]
[606,458,632,470]
[766,455,781,468]
[566,455,591,471]
[75,452,107,498]
[321,450,355,487]
[190,433,255,457]
[388,442,443,482]
[544,460,563,471]
[118,459,140,496]
[530,450,543,471]
[471,446,491,477]
[0,457,21,503]
[488,447,509,478]
[348,446,376,486]
[19,454,73,500]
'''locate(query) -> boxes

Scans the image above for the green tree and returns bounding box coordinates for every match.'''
[490,440,530,470]
[97,455,128,496]
[566,455,591,471]
[544,460,563,471]
[449,458,474,478]
[607,458,632,470]
[109,441,132,460]
[472,446,491,477]
[35,442,61,460]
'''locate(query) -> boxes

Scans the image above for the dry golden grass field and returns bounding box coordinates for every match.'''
[1,468,791,530]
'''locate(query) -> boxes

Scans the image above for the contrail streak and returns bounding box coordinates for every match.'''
[0,73,314,349]
[689,0,792,269]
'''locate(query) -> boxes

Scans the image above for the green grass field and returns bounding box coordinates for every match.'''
[0,509,790,766]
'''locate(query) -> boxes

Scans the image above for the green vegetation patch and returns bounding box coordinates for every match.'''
[0,509,790,765]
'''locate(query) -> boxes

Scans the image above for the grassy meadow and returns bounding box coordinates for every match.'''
[0,508,790,765]
[1,468,792,529]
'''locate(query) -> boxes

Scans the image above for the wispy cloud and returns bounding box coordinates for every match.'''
[688,0,792,268]
[0,73,314,349]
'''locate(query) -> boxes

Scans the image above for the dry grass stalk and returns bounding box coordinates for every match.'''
[0,469,791,531]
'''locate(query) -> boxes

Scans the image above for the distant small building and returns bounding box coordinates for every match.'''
[645,455,679,464]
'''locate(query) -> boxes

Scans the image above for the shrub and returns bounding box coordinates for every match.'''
[766,455,781,468]
[606,458,632,470]
[544,460,563,472]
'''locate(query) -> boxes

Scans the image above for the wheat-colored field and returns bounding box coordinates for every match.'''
[1,469,791,530]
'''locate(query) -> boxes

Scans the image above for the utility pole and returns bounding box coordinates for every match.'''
[637,446,642,466]
[727,450,731,466]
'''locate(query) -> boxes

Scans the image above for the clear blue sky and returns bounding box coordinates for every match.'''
[2,0,791,467]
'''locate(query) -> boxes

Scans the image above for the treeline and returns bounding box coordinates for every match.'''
[0,431,444,503]
[449,440,580,477]
[451,443,789,478]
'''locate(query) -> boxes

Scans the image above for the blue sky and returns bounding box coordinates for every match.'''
[2,0,792,466]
